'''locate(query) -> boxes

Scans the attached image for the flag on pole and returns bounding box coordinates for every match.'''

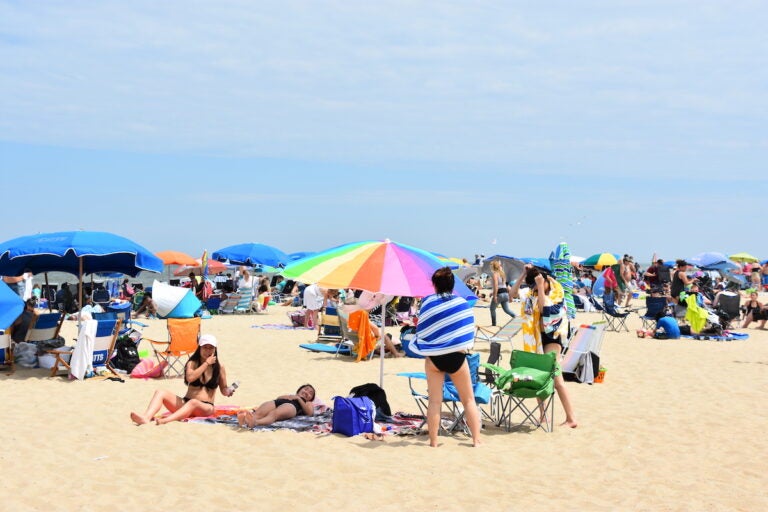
[201,250,209,280]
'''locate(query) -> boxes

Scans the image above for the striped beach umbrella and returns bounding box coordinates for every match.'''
[582,252,619,270]
[281,239,474,386]
[550,242,576,319]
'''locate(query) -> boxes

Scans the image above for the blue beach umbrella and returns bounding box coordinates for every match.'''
[212,243,289,268]
[0,230,163,318]
[550,242,576,319]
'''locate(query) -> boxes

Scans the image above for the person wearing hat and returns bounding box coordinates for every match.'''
[130,334,236,425]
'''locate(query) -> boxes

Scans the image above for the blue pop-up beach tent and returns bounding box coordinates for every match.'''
[152,280,201,318]
[0,280,23,330]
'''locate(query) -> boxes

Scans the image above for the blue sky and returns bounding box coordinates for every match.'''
[1,1,766,263]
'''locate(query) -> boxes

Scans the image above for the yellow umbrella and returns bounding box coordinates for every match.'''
[729,252,759,263]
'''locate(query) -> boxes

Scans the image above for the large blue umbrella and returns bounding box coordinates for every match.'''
[212,243,289,268]
[688,252,737,271]
[0,231,163,277]
[0,231,163,318]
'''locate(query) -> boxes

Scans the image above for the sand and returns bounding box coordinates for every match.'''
[2,299,768,511]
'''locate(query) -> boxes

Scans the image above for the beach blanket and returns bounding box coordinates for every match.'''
[185,408,425,436]
[680,332,749,342]
[252,324,314,330]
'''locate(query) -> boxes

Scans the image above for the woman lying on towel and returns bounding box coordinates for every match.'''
[130,334,235,425]
[236,384,316,428]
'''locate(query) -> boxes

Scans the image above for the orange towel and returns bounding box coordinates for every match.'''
[348,310,377,361]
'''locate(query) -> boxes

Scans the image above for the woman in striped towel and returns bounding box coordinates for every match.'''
[411,267,481,447]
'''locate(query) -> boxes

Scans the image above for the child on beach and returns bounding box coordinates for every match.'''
[236,384,316,428]
[130,334,235,425]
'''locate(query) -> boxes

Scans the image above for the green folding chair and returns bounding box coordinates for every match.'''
[482,350,558,432]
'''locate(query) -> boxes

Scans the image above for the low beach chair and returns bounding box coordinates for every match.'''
[47,318,121,378]
[484,350,558,432]
[601,293,630,332]
[640,296,670,330]
[146,317,201,378]
[561,323,606,384]
[24,311,65,342]
[317,304,342,342]
[474,317,523,349]
[397,353,491,435]
[234,288,255,313]
[218,294,240,314]
[0,330,12,372]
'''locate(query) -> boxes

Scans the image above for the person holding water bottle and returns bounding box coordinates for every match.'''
[130,334,236,425]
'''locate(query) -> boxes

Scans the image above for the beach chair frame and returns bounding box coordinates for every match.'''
[47,318,121,377]
[146,317,201,378]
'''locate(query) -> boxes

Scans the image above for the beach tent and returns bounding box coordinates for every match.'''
[0,280,23,330]
[152,280,202,319]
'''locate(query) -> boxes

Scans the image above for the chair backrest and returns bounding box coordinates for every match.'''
[497,317,524,339]
[657,267,672,283]
[644,296,669,317]
[90,318,121,367]
[107,303,133,326]
[511,349,556,373]
[0,332,10,364]
[92,288,110,306]
[320,305,341,333]
[206,296,222,311]
[25,312,64,342]
[167,317,201,355]
[235,288,253,311]
[338,311,360,344]
[92,311,117,321]
[715,293,740,317]
[482,342,502,385]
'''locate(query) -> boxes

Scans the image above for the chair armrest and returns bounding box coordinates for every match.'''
[144,338,170,349]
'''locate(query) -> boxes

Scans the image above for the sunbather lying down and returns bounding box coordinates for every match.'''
[237,384,316,428]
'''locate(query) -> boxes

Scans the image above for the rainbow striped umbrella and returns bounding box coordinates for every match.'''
[282,239,472,386]
[582,252,619,270]
[282,239,453,298]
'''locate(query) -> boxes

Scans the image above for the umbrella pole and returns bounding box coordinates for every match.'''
[77,257,83,330]
[44,272,52,312]
[379,324,386,388]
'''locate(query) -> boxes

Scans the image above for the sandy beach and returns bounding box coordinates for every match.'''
[3,299,767,511]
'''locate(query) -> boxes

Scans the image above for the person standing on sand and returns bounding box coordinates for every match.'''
[509,264,578,428]
[410,267,481,447]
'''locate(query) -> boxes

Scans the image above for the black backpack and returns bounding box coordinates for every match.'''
[349,383,392,419]
[111,335,140,373]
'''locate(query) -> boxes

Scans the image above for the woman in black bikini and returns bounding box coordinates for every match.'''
[237,384,316,428]
[130,334,235,425]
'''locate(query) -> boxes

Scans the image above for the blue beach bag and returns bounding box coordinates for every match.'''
[331,396,375,437]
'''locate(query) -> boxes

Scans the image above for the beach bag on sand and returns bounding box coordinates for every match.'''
[288,310,306,328]
[331,396,375,437]
[111,335,140,373]
[130,358,167,379]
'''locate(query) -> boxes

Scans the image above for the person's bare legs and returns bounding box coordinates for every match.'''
[424,358,445,447]
[543,342,578,428]
[250,404,298,426]
[447,361,482,446]
[384,334,403,357]
[155,399,213,425]
[130,389,181,425]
